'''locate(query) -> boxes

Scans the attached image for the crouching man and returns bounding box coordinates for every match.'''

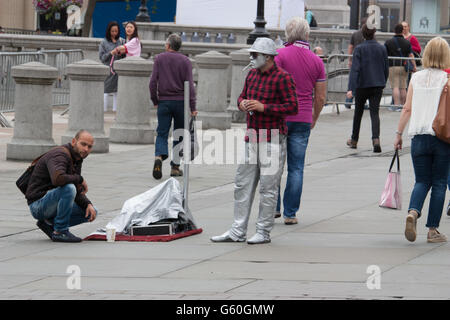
[26,130,97,242]
[211,38,298,244]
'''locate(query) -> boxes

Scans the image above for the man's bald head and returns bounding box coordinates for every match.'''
[71,130,94,159]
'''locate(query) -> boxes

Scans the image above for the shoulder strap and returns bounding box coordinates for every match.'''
[389,149,400,172]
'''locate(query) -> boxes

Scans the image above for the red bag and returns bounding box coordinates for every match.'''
[433,80,450,144]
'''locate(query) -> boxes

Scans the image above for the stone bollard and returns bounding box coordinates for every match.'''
[195,51,232,130]
[7,62,58,160]
[109,56,155,144]
[61,59,110,152]
[227,49,250,123]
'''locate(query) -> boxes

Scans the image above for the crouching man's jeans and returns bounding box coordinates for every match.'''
[229,134,287,240]
[29,184,95,233]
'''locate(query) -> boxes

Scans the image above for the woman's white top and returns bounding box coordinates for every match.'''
[408,68,448,137]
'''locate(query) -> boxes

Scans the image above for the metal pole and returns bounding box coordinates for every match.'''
[247,0,270,45]
[183,81,190,212]
[136,0,151,22]
[402,0,406,22]
[349,0,360,30]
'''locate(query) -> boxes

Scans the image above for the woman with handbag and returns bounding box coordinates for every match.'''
[98,21,125,113]
[394,37,450,243]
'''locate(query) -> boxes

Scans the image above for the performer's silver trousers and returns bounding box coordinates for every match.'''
[229,134,287,240]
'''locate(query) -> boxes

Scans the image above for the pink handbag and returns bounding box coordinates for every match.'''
[379,150,402,210]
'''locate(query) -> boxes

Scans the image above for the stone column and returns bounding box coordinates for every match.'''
[7,62,58,160]
[109,56,154,144]
[61,59,110,153]
[195,51,232,130]
[227,49,250,123]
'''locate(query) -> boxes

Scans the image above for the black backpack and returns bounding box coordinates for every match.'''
[16,146,70,195]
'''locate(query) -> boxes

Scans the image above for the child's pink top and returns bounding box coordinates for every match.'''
[125,37,141,57]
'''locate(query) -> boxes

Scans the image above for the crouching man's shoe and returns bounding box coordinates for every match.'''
[36,220,54,240]
[51,230,82,243]
[210,231,245,243]
[247,233,271,245]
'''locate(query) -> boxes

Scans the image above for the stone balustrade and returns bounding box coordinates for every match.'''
[61,59,110,153]
[0,33,247,61]
[6,62,58,160]
[109,56,155,144]
[136,22,450,55]
[2,27,449,60]
[195,51,232,130]
[228,49,250,123]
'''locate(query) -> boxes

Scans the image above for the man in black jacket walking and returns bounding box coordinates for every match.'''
[346,24,389,153]
[26,130,97,242]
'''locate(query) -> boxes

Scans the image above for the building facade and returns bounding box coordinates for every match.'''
[359,0,450,33]
[0,0,36,31]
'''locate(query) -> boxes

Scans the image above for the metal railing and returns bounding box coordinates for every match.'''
[38,49,84,107]
[0,49,84,127]
[0,52,45,127]
[325,54,423,114]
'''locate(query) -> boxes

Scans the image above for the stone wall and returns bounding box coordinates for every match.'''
[2,28,449,60]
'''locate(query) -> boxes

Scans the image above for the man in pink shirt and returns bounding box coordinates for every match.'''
[274,16,326,225]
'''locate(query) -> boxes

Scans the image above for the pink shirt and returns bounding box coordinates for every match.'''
[275,41,326,123]
[124,37,141,57]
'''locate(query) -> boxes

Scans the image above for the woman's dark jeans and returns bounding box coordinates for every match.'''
[351,87,383,141]
[408,135,450,228]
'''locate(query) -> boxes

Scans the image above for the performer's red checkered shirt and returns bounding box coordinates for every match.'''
[238,63,298,142]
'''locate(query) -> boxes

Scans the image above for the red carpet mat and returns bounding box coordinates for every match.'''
[84,228,203,242]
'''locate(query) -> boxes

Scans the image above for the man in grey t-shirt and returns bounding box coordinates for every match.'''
[348,17,367,67]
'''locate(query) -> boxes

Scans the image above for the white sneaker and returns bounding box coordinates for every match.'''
[210,231,245,243]
[247,233,271,244]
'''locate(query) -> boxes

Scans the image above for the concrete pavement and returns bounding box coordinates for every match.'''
[0,106,449,300]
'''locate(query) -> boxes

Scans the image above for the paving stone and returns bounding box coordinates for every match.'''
[0,109,448,300]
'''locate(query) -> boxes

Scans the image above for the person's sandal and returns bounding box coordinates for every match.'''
[284,217,298,225]
[427,230,447,243]
[405,211,418,242]
[346,138,357,149]
[153,159,162,180]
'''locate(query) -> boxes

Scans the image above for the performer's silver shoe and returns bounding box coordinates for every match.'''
[247,233,271,244]
[210,231,246,243]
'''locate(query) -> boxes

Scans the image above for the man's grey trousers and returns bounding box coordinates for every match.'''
[229,134,287,240]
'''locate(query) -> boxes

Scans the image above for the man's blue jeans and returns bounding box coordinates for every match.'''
[29,184,91,232]
[408,135,450,228]
[155,100,185,166]
[276,122,311,218]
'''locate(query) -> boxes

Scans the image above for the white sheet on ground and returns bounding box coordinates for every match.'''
[89,178,194,236]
